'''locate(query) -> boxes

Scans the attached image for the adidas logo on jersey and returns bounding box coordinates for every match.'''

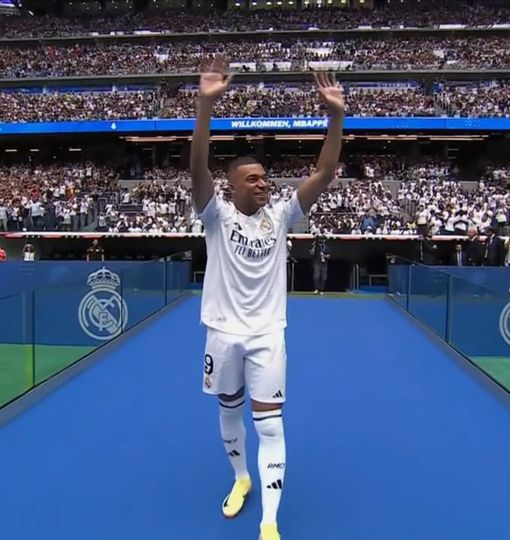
[266,479,283,490]
[272,390,283,399]
[228,450,241,457]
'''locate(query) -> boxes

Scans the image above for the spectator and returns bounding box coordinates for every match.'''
[0,199,7,232]
[465,227,485,266]
[483,226,506,266]
[450,243,467,266]
[22,243,35,262]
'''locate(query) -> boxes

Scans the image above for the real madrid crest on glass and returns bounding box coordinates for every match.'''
[499,301,510,347]
[78,267,128,341]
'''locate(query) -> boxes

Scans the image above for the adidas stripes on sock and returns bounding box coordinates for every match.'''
[253,410,286,525]
[219,396,249,480]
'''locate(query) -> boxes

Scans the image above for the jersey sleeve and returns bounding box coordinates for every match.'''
[197,195,230,230]
[197,194,220,229]
[283,190,306,229]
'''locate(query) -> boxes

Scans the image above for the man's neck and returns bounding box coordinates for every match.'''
[234,202,261,217]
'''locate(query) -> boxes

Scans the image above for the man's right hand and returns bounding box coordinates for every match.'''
[199,54,233,100]
[191,55,231,213]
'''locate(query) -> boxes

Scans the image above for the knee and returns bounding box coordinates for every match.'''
[253,410,283,438]
[256,421,281,439]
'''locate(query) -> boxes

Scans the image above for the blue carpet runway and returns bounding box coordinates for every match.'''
[1,296,510,540]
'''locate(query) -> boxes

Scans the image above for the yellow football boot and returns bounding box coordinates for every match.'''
[222,477,252,518]
[259,523,281,540]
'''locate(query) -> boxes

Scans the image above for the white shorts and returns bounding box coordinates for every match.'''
[202,327,287,404]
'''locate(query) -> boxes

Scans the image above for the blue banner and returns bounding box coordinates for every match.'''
[1,117,510,135]
[0,120,157,134]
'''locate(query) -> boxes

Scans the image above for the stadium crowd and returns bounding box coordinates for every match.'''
[309,160,510,236]
[0,4,508,237]
[0,163,117,233]
[0,89,162,122]
[162,84,439,118]
[2,81,510,122]
[0,36,509,80]
[0,159,509,239]
[437,82,510,118]
[0,2,508,38]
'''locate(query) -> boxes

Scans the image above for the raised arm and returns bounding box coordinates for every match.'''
[190,54,233,214]
[297,72,345,213]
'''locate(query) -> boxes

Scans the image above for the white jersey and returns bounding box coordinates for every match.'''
[199,191,304,336]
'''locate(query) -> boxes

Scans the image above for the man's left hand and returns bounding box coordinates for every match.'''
[314,71,344,115]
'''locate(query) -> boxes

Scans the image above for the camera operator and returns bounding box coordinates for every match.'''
[286,239,297,292]
[309,234,330,295]
[418,229,438,265]
[86,239,105,262]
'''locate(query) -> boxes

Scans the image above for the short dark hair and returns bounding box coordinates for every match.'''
[227,156,261,180]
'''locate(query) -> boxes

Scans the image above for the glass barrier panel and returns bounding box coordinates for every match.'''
[120,260,166,332]
[0,292,33,407]
[448,274,510,391]
[166,261,191,303]
[33,279,102,384]
[387,256,410,310]
[408,264,449,339]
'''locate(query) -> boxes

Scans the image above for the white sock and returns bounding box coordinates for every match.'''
[253,410,286,525]
[219,397,249,480]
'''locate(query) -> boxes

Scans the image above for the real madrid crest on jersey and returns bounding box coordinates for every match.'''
[78,267,128,341]
[260,215,274,234]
